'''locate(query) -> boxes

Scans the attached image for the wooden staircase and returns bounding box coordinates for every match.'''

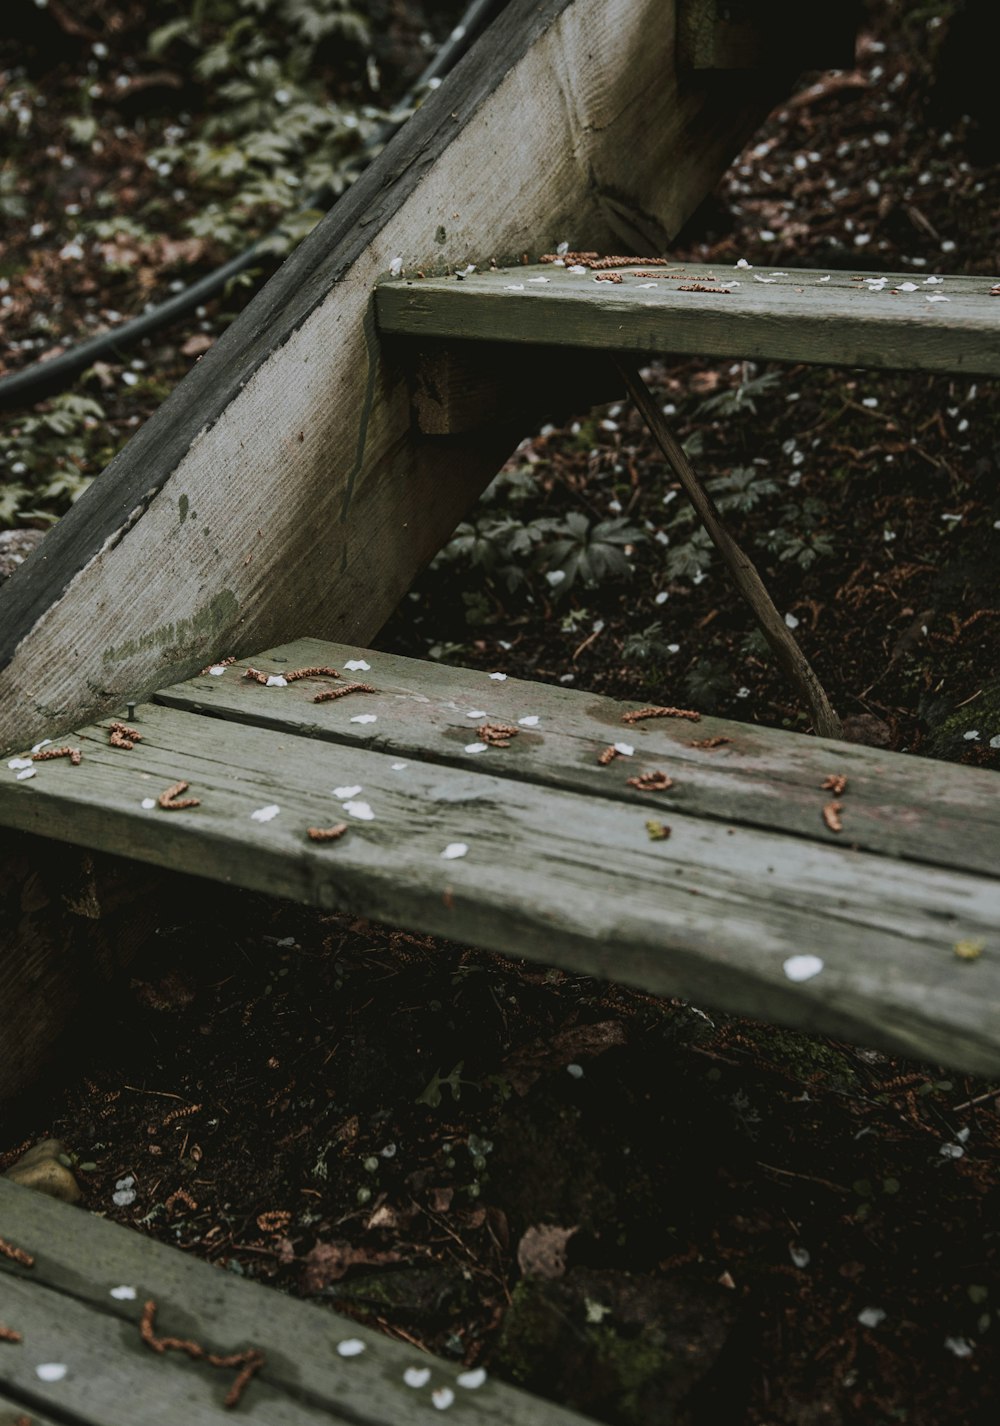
[3,4,1000,1423]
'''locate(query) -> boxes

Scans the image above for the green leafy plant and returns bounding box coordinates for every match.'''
[694,369,782,420]
[539,512,644,595]
[0,395,111,528]
[761,497,835,569]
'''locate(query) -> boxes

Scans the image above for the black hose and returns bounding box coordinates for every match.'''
[0,0,506,411]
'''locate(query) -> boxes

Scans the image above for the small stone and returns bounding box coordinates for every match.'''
[5,1139,81,1203]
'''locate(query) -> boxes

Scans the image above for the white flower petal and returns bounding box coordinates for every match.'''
[945,1336,974,1358]
[36,1363,68,1382]
[16,767,36,780]
[518,715,540,727]
[251,804,280,823]
[789,1244,810,1269]
[404,1366,431,1388]
[208,664,227,676]
[432,1387,455,1410]
[464,742,488,754]
[337,1338,366,1357]
[350,714,377,724]
[735,257,752,269]
[546,569,566,586]
[457,1368,487,1389]
[389,256,403,278]
[391,762,408,770]
[8,756,33,770]
[141,797,156,810]
[504,284,525,291]
[857,1307,885,1328]
[785,613,800,630]
[441,843,468,860]
[926,294,950,302]
[333,785,362,799]
[31,739,52,753]
[265,675,287,687]
[343,800,374,821]
[343,659,371,672]
[783,955,824,982]
[488,672,507,682]
[613,742,634,757]
[566,1064,584,1079]
[110,1285,137,1300]
[466,710,487,719]
[527,277,549,284]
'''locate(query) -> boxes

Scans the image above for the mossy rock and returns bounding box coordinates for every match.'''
[495,1269,740,1425]
[923,675,1000,761]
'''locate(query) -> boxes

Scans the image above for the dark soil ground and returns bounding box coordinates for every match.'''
[3,4,1000,1424]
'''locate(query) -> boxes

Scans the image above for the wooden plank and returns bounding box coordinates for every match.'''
[0,0,792,758]
[0,681,998,1072]
[676,0,859,71]
[0,1391,64,1426]
[0,1179,584,1426]
[375,262,1000,376]
[149,638,1000,879]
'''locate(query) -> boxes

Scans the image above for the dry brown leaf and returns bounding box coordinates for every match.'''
[517,1224,578,1280]
[502,1020,627,1095]
[301,1239,401,1293]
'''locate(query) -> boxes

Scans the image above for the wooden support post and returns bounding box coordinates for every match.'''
[677,0,859,71]
[616,360,842,740]
[392,339,621,436]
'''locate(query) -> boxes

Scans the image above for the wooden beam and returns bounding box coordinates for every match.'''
[389,339,621,436]
[376,262,1000,376]
[0,0,791,757]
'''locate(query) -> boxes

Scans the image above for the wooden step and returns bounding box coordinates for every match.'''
[376,262,1000,376]
[0,1177,585,1425]
[3,639,1000,1075]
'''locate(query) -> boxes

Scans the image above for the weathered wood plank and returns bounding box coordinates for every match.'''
[0,684,998,1071]
[376,262,1000,375]
[0,1389,64,1426]
[0,0,792,757]
[151,638,1000,879]
[0,1179,584,1425]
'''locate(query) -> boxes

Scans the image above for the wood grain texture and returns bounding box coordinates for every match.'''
[151,639,1000,878]
[1,641,999,1072]
[0,0,789,757]
[0,1180,585,1426]
[0,1388,64,1426]
[375,262,1000,375]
